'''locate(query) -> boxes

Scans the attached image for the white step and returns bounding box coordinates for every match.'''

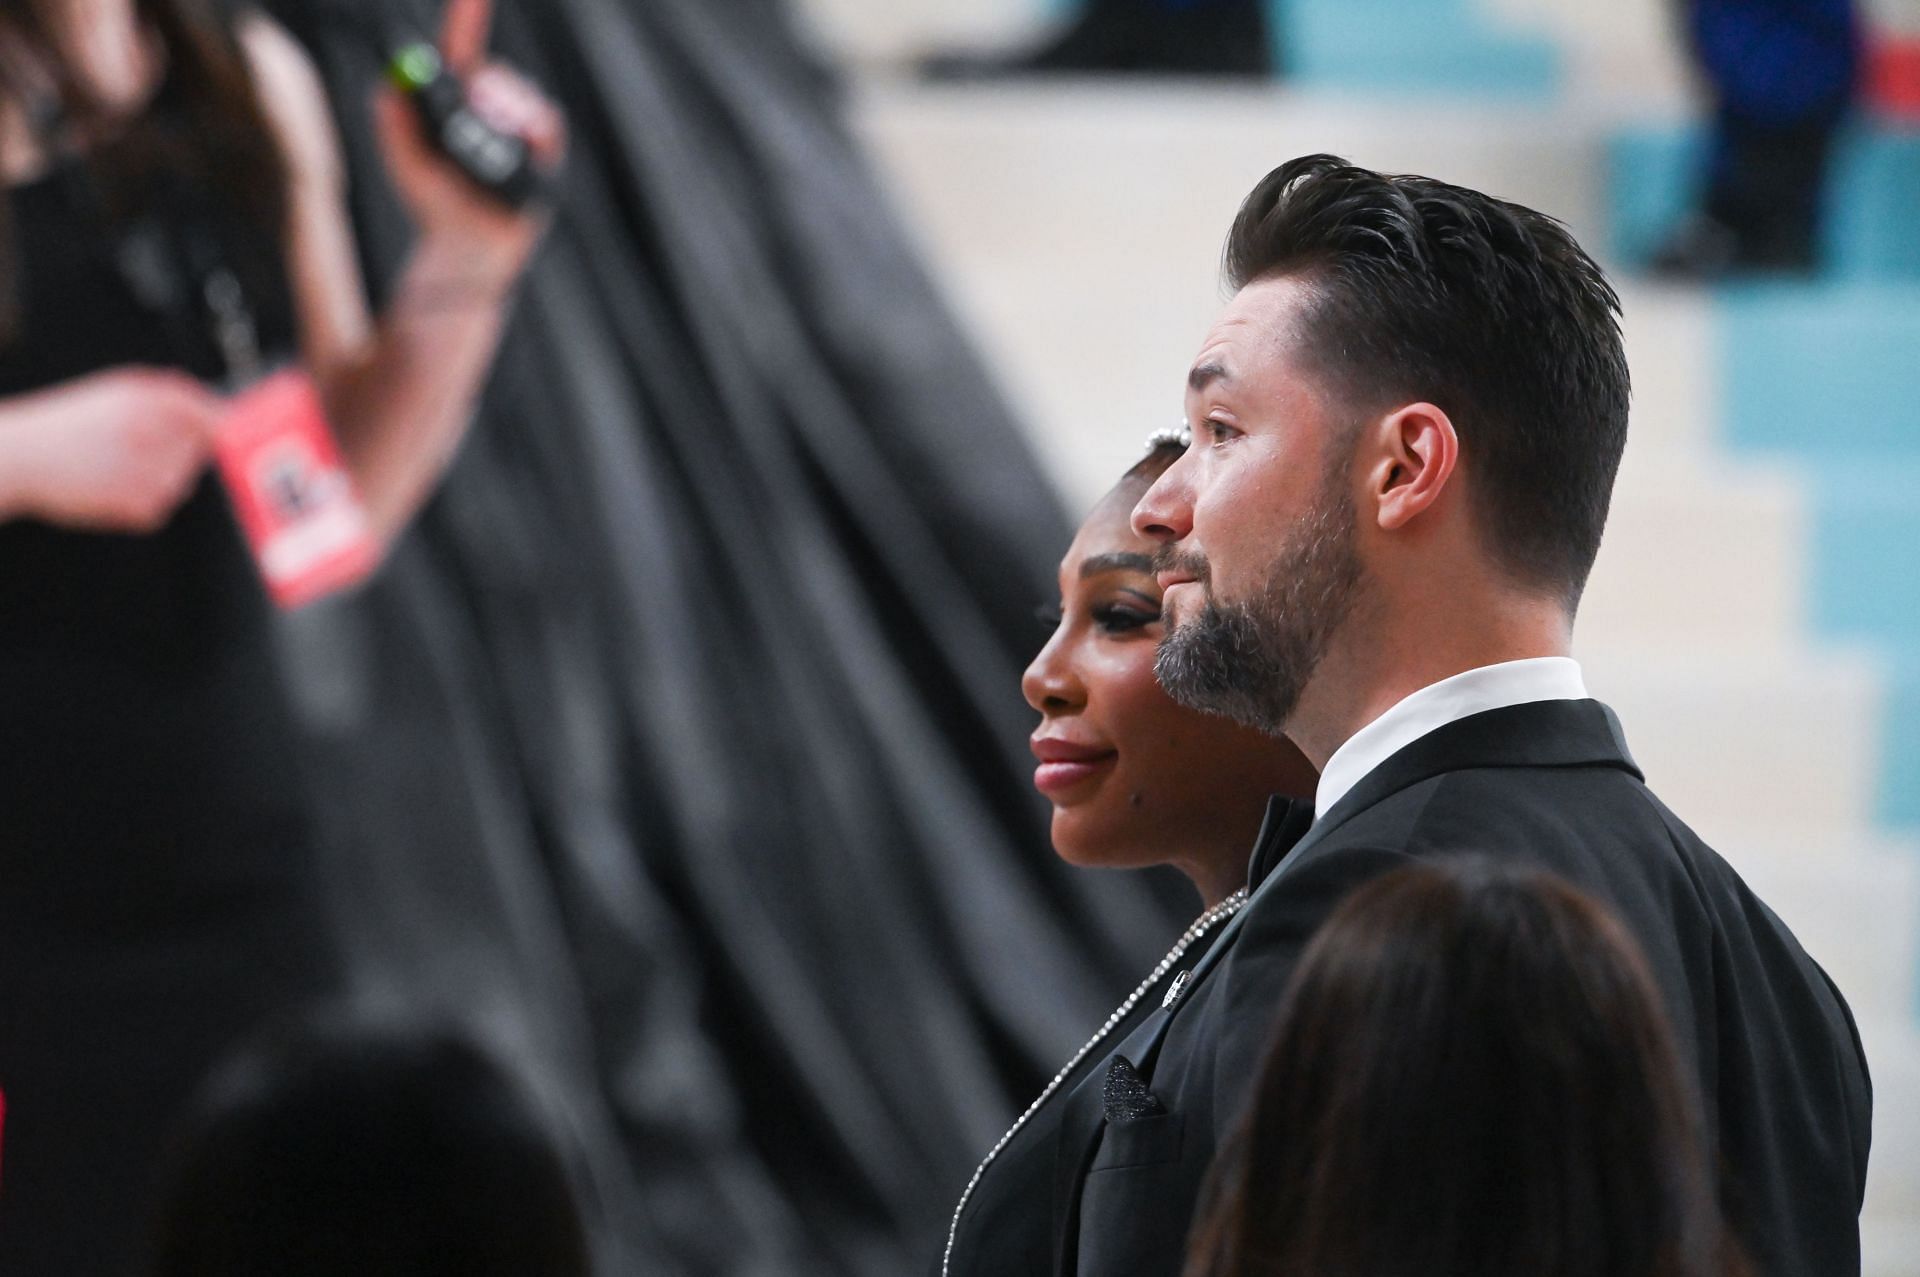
[851,83,1610,261]
[794,0,1040,65]
[1582,449,1808,654]
[1871,0,1920,37]
[1486,0,1696,107]
[1866,1216,1920,1277]
[1617,285,1719,452]
[1863,1020,1920,1277]
[1579,648,1885,840]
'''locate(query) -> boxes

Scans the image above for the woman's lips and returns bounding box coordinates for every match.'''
[1031,737,1118,798]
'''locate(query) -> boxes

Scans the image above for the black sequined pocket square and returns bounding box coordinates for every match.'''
[1102,1055,1166,1123]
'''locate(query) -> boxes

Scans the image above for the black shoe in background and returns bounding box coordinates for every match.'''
[920,0,1275,80]
[1648,112,1836,282]
[1648,211,1821,282]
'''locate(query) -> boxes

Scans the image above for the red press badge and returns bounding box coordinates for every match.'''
[214,370,379,609]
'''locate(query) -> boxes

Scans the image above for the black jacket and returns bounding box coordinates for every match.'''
[948,697,1873,1277]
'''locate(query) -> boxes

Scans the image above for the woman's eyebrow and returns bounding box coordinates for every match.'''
[1079,552,1156,578]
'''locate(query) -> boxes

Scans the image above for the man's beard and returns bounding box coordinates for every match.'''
[1154,478,1364,735]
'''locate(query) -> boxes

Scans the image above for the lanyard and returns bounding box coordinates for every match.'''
[23,82,270,387]
[98,186,270,388]
[200,261,264,386]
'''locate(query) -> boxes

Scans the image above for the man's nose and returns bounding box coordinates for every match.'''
[1131,465,1193,543]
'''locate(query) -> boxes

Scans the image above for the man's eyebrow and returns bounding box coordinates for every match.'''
[1188,361,1230,392]
[1080,552,1156,579]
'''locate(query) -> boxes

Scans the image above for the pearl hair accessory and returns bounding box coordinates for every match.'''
[1144,422,1192,453]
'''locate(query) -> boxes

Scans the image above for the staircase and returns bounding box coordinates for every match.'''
[794,1,1920,1270]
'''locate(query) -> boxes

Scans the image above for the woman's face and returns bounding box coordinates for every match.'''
[1022,479,1313,902]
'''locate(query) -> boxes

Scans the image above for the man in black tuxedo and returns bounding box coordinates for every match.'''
[1035,155,1870,1276]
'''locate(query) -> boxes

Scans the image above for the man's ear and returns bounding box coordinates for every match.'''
[1364,402,1459,531]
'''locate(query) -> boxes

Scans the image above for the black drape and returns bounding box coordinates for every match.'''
[261,1,1189,1272]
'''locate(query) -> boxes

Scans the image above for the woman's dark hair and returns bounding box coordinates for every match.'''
[1124,428,1188,482]
[149,1013,592,1277]
[0,0,288,326]
[1186,859,1745,1277]
[1224,154,1629,608]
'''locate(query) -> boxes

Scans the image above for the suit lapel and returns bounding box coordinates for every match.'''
[1173,796,1316,990]
[1175,700,1641,1001]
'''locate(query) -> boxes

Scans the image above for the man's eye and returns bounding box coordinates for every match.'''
[1092,604,1160,633]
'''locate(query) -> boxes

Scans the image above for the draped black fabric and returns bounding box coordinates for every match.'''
[260,1,1190,1272]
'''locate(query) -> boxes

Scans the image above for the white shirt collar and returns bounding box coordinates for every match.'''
[1312,657,1589,821]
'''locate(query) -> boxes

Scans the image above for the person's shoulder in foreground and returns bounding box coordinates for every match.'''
[1053,153,1870,1277]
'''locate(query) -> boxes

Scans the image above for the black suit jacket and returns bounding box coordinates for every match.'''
[940,921,1239,1276]
[1035,698,1871,1277]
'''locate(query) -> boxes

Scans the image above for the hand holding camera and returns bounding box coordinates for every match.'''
[371,0,567,289]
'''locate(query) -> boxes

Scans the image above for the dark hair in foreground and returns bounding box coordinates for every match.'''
[149,1013,591,1277]
[1224,154,1629,607]
[1186,859,1745,1277]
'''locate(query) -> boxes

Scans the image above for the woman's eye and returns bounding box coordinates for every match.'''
[1034,602,1065,633]
[1092,604,1160,633]
[1203,419,1238,445]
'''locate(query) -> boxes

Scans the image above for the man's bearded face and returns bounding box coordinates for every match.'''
[1154,466,1364,736]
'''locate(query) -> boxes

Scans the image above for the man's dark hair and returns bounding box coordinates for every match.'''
[1224,154,1630,606]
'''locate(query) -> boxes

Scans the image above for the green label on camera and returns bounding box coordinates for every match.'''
[389,43,442,91]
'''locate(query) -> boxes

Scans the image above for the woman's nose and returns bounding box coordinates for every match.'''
[1023,630,1085,714]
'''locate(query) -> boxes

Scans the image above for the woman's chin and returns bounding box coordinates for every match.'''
[1050,812,1154,872]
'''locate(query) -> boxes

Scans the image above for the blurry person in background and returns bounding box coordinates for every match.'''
[1653,0,1861,277]
[922,0,1274,80]
[1187,860,1749,1277]
[941,434,1315,1276]
[149,1012,591,1277]
[0,0,561,1271]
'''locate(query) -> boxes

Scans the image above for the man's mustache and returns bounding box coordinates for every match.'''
[1151,544,1211,585]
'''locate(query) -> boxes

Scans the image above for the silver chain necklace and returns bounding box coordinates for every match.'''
[941,886,1251,1276]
